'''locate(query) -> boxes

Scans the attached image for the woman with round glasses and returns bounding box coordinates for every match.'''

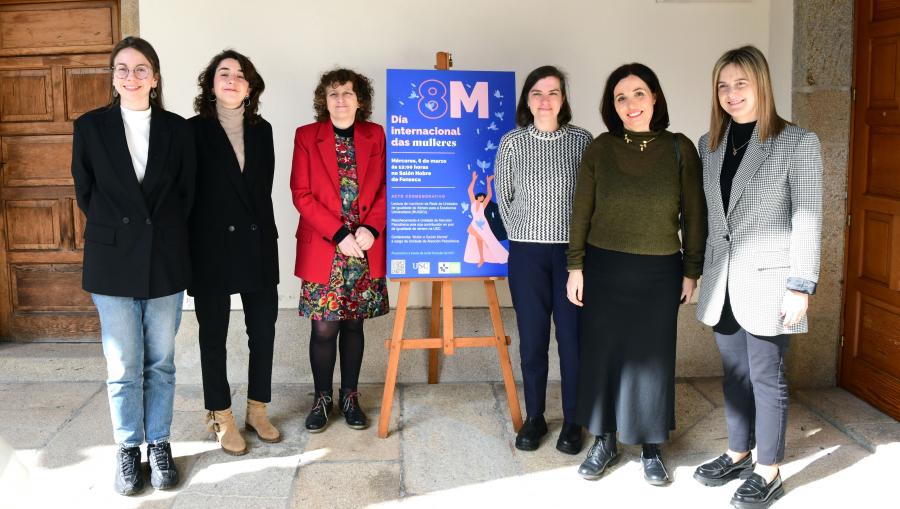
[71,36,196,496]
[188,49,280,455]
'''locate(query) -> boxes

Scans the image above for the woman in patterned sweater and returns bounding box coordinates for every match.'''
[494,65,593,455]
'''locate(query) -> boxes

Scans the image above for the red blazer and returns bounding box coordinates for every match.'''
[290,119,387,284]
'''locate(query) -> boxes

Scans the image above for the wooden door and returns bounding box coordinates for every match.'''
[841,0,900,420]
[0,1,119,340]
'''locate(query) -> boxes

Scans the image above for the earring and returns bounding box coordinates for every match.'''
[150,88,158,99]
[243,96,250,107]
[112,89,119,98]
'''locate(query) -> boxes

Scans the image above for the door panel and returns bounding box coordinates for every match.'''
[842,0,900,419]
[0,1,118,341]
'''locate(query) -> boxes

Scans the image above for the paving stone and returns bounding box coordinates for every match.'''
[400,383,521,494]
[795,387,896,425]
[173,493,287,509]
[291,461,400,509]
[689,377,724,407]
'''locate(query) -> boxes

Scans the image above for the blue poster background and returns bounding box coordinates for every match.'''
[385,69,516,279]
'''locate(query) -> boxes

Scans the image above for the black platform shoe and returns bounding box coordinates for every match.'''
[305,391,333,433]
[641,443,671,486]
[731,472,784,509]
[515,415,548,451]
[577,433,618,480]
[339,388,368,429]
[114,445,144,496]
[556,421,583,455]
[694,453,754,487]
[148,441,179,490]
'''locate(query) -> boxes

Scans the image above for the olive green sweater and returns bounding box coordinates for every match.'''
[567,129,707,278]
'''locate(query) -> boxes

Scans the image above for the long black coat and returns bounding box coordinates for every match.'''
[187,115,279,296]
[71,105,196,299]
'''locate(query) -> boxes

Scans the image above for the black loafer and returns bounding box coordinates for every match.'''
[694,453,754,487]
[147,441,178,490]
[556,421,583,455]
[114,445,144,496]
[731,472,784,509]
[515,415,548,451]
[577,433,618,480]
[641,444,671,486]
[305,391,333,433]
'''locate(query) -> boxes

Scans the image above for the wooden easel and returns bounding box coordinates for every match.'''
[377,52,524,439]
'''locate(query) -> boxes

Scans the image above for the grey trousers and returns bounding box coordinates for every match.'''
[714,328,790,465]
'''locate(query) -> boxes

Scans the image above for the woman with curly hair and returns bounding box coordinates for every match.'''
[290,68,388,432]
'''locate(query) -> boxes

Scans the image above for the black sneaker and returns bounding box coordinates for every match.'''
[339,388,368,429]
[305,391,333,433]
[147,441,179,490]
[578,433,618,480]
[114,445,144,496]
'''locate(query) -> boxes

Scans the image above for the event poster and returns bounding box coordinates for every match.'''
[385,69,515,278]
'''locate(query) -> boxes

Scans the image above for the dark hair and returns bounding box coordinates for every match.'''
[193,49,265,124]
[313,68,373,122]
[108,37,164,110]
[599,63,669,135]
[515,65,573,127]
[475,192,486,200]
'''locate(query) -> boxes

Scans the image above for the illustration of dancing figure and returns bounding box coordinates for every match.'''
[464,171,509,267]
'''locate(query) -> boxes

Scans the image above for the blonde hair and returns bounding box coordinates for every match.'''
[708,45,787,151]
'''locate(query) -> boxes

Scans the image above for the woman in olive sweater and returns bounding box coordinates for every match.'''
[566,63,707,485]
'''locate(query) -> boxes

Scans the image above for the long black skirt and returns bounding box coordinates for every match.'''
[575,245,681,444]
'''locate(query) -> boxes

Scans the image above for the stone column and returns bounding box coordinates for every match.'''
[790,0,853,387]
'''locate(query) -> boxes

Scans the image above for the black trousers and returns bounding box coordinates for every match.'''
[508,241,580,422]
[715,327,789,465]
[195,284,278,411]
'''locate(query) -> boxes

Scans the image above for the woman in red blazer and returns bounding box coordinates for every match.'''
[290,68,388,433]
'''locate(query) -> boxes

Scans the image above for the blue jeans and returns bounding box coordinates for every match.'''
[92,292,183,447]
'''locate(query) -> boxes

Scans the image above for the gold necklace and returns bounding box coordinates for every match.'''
[730,131,751,156]
[624,133,656,152]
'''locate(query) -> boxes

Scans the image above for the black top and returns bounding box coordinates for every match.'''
[333,123,354,138]
[715,120,756,335]
[71,106,196,299]
[720,120,756,212]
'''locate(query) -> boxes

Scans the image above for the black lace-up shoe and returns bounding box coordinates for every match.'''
[578,433,618,480]
[305,391,333,433]
[731,472,784,509]
[694,453,754,487]
[148,441,178,490]
[114,445,144,496]
[515,415,548,451]
[556,421,583,455]
[339,388,368,429]
[641,443,671,486]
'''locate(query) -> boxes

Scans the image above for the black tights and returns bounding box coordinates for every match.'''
[309,319,365,393]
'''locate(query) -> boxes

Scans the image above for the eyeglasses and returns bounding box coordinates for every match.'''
[112,65,152,80]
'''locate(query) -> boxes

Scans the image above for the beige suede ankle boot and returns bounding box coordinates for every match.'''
[206,408,248,456]
[246,399,282,443]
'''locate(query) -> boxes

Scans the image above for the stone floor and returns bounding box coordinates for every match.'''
[1,374,898,508]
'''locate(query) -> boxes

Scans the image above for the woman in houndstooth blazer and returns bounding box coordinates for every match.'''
[693,46,822,509]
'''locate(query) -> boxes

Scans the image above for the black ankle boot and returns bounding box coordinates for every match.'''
[578,433,618,480]
[641,443,671,486]
[114,444,144,496]
[515,415,548,451]
[147,441,179,490]
[339,388,368,429]
[305,390,333,433]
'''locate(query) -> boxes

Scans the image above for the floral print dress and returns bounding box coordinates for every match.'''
[298,128,389,320]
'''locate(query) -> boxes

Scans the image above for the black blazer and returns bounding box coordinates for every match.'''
[187,115,279,296]
[71,105,196,299]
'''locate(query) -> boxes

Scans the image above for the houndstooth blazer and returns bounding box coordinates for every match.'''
[696,123,823,336]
